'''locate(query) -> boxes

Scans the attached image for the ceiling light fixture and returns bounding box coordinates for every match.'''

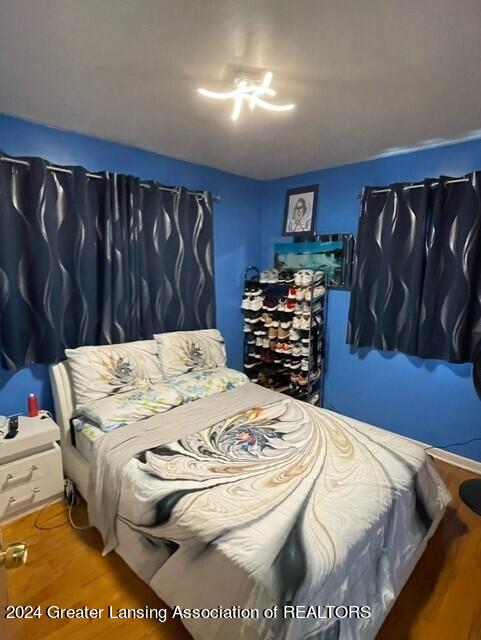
[198,71,295,121]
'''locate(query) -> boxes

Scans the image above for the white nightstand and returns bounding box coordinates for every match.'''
[0,416,64,523]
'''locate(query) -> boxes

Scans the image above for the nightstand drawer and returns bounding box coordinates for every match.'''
[0,446,62,494]
[0,473,64,519]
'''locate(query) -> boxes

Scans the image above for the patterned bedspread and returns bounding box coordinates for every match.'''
[89,385,450,640]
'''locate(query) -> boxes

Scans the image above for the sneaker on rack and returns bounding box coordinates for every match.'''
[259,270,270,284]
[244,358,258,370]
[289,327,301,341]
[294,270,304,287]
[284,269,295,285]
[295,288,305,302]
[243,322,252,333]
[291,343,302,357]
[280,319,292,330]
[262,313,273,326]
[268,326,278,340]
[263,296,278,312]
[299,316,311,331]
[254,327,266,336]
[301,270,313,287]
[246,335,256,345]
[301,358,309,371]
[278,327,289,340]
[301,344,310,356]
[241,295,252,310]
[292,316,301,330]
[290,358,301,370]
[256,336,263,347]
[287,287,297,300]
[249,297,264,312]
[268,269,279,284]
[250,282,263,296]
[262,338,270,349]
[277,298,287,312]
[298,371,308,386]
[294,302,304,316]
[285,299,296,313]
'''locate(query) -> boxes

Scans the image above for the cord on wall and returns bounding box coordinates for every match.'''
[324,401,481,454]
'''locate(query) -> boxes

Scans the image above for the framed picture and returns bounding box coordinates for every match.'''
[282,185,319,237]
[274,234,355,290]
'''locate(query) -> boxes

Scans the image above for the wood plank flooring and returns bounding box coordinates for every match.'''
[3,460,481,639]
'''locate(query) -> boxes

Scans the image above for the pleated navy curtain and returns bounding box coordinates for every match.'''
[347,172,481,364]
[0,153,215,370]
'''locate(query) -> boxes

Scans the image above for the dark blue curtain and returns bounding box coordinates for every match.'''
[347,172,481,364]
[0,152,215,370]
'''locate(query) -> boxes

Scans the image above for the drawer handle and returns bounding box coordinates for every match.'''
[6,466,38,481]
[8,487,41,504]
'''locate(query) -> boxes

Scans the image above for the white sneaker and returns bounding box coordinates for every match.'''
[241,296,251,310]
[250,297,264,312]
[243,323,252,332]
[292,316,301,330]
[260,270,270,283]
[268,269,279,284]
[299,317,311,331]
[301,345,310,356]
[294,271,303,287]
[289,328,301,341]
[294,303,303,316]
[256,337,263,347]
[292,343,302,357]
[301,270,313,287]
[301,358,309,371]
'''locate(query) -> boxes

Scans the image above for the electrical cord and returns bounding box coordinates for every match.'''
[34,481,91,531]
[424,437,481,453]
[324,401,481,454]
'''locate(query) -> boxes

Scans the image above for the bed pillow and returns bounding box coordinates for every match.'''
[154,329,227,379]
[74,382,183,432]
[169,367,248,402]
[65,339,164,407]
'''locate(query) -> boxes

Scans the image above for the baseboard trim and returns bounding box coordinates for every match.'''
[427,447,481,475]
[404,435,481,475]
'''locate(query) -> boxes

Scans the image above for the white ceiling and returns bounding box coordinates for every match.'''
[0,0,481,179]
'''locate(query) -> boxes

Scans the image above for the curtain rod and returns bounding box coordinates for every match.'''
[356,177,469,199]
[0,155,221,202]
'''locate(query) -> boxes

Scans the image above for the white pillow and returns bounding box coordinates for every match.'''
[65,339,164,407]
[154,329,227,379]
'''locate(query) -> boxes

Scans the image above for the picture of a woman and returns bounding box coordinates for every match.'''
[283,185,318,236]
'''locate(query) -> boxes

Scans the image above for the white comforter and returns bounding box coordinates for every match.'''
[88,383,450,640]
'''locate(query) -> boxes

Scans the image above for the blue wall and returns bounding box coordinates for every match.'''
[1,114,480,463]
[0,114,262,416]
[261,140,481,462]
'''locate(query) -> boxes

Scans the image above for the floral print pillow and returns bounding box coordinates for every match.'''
[65,339,165,407]
[74,382,183,432]
[154,329,227,379]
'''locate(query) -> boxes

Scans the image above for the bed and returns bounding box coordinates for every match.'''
[49,335,450,640]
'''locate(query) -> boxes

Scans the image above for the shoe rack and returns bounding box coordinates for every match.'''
[241,266,327,406]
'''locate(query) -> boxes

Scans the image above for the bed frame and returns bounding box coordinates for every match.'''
[49,362,90,500]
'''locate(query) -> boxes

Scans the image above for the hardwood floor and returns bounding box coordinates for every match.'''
[2,460,481,639]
